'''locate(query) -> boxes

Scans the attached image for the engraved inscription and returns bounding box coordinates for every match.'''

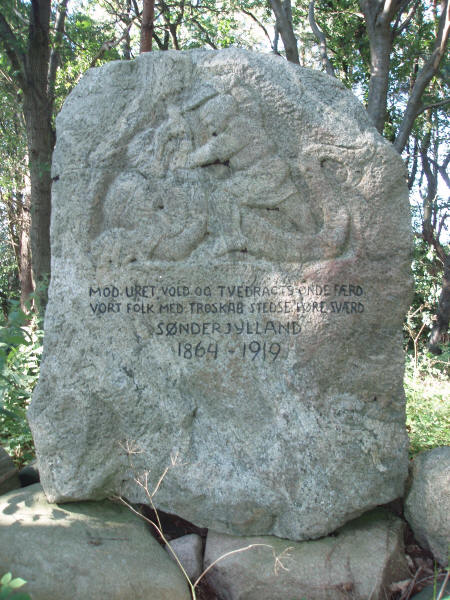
[87,281,365,361]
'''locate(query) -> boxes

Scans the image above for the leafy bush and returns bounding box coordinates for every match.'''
[405,351,450,457]
[0,300,42,466]
[0,572,31,599]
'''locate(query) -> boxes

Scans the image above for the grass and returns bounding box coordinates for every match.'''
[404,351,450,457]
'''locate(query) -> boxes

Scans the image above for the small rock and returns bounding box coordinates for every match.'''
[204,509,409,600]
[18,460,40,487]
[405,446,450,566]
[0,484,190,600]
[0,447,20,495]
[166,533,203,581]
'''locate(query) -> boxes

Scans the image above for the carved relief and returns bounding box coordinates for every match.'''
[89,80,356,267]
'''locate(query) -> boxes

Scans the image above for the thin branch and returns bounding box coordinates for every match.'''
[115,495,194,589]
[437,212,448,240]
[308,0,335,77]
[393,0,418,36]
[194,544,289,588]
[415,97,450,116]
[191,18,218,49]
[241,8,273,48]
[132,0,141,21]
[437,571,450,600]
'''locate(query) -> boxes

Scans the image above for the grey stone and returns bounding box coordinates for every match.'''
[405,446,450,566]
[166,533,204,581]
[0,447,20,495]
[18,460,40,487]
[29,49,412,540]
[0,483,190,600]
[204,509,410,600]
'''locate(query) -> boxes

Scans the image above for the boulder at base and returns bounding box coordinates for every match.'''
[0,484,190,600]
[405,446,450,566]
[204,509,410,600]
[29,48,412,540]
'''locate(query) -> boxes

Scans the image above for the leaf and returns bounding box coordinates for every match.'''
[0,574,11,586]
[8,578,26,589]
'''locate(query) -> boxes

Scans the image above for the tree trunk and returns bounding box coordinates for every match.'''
[23,95,52,296]
[24,0,53,304]
[428,254,450,354]
[270,0,299,64]
[17,191,34,310]
[140,0,155,52]
[360,1,394,133]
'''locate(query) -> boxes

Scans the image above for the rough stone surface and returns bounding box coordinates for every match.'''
[166,533,204,581]
[0,447,20,495]
[204,509,410,600]
[29,49,412,540]
[0,484,190,600]
[405,446,450,566]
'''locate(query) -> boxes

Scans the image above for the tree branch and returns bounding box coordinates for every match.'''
[407,137,419,189]
[190,18,218,49]
[428,253,450,354]
[377,0,402,26]
[308,0,335,77]
[393,0,419,36]
[0,10,26,90]
[269,0,299,64]
[89,24,134,69]
[48,0,69,106]
[415,97,450,116]
[241,8,273,49]
[394,0,450,152]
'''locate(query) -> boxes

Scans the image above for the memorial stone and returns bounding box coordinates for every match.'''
[29,49,413,541]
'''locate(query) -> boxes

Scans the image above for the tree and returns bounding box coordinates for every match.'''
[0,69,30,310]
[267,0,449,352]
[0,0,69,305]
[0,1,128,307]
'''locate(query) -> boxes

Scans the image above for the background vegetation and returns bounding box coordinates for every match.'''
[0,0,448,465]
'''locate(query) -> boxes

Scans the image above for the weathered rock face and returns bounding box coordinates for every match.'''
[29,49,413,540]
[405,446,450,566]
[0,484,190,600]
[204,510,410,600]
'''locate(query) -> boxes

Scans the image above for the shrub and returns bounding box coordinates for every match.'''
[0,299,42,466]
[405,351,450,457]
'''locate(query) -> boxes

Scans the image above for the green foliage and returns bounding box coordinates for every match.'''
[54,10,122,113]
[405,239,448,355]
[0,300,42,466]
[405,351,450,457]
[0,573,31,600]
[0,210,19,314]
